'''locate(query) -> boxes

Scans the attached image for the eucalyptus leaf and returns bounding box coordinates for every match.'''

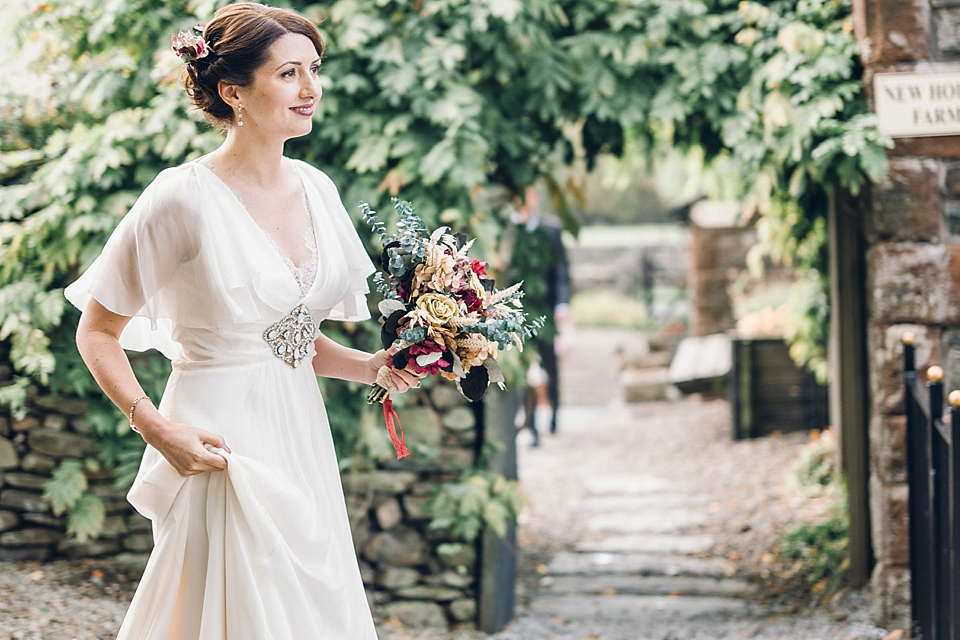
[398,327,427,343]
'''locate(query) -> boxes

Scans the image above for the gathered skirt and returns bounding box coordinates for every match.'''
[116,358,377,640]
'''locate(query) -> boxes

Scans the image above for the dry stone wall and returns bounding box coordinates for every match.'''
[0,360,152,567]
[348,384,483,630]
[0,355,484,631]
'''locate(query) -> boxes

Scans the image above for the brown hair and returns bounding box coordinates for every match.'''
[181,2,324,127]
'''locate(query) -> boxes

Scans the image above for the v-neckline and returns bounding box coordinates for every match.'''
[195,157,321,298]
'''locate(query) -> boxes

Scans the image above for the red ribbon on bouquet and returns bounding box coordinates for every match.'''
[382,396,410,459]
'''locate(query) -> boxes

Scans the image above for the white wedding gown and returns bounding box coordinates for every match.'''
[64,157,378,639]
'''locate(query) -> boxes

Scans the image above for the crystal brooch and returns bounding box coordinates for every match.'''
[262,303,318,368]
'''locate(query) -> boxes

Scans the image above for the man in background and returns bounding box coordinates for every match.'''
[506,185,573,447]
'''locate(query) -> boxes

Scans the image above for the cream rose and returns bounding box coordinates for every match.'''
[416,293,458,325]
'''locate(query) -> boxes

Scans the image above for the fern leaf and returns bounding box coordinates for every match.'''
[43,459,87,516]
[67,493,106,543]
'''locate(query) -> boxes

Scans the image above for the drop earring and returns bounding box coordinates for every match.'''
[238,102,244,127]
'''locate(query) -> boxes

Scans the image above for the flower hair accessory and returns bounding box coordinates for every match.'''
[172,24,210,62]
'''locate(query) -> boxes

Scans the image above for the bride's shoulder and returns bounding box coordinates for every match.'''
[288,158,340,192]
[132,163,204,226]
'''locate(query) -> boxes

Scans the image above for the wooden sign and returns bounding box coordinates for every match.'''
[874,70,960,138]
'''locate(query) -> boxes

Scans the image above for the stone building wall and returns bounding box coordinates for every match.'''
[852,0,960,628]
[0,355,484,631]
[687,201,756,336]
[0,355,152,565]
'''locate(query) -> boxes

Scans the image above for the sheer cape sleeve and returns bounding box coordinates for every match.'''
[294,161,375,323]
[64,160,377,361]
[64,167,201,360]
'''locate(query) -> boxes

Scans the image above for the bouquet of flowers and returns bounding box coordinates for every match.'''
[362,199,544,459]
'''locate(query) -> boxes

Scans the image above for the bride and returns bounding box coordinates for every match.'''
[65,2,420,637]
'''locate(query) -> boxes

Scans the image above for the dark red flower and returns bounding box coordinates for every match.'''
[396,278,410,301]
[404,341,451,375]
[457,288,484,313]
[471,259,487,277]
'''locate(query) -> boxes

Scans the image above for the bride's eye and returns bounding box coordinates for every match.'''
[311,64,321,75]
[281,68,296,78]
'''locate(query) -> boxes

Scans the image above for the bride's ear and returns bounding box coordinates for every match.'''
[217,81,242,112]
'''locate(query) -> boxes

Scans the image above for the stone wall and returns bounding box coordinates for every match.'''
[567,236,689,299]
[348,384,482,630]
[0,361,153,566]
[852,0,960,627]
[0,356,485,631]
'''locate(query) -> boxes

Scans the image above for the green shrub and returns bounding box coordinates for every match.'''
[778,431,850,599]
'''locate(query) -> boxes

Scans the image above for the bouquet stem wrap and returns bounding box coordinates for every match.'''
[382,398,409,459]
[369,365,409,459]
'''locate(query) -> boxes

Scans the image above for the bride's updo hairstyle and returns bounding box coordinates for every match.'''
[181,2,324,128]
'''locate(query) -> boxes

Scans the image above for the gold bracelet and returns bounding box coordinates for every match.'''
[128,395,152,433]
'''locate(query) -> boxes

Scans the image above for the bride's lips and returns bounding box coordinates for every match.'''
[290,104,314,116]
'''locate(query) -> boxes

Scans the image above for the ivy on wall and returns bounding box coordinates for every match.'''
[1,0,889,537]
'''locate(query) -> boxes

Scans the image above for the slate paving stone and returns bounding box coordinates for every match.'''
[542,574,752,598]
[574,533,716,555]
[577,494,711,512]
[584,476,672,496]
[548,551,735,578]
[586,509,710,534]
[528,593,753,622]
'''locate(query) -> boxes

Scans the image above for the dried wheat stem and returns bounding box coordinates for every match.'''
[489,281,522,305]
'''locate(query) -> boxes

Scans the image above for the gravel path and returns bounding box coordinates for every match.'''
[1,328,900,639]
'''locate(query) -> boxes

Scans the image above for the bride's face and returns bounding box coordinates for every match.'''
[239,33,321,139]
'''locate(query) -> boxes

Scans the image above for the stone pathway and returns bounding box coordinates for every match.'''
[503,404,759,639]
[530,473,755,626]
[487,328,893,640]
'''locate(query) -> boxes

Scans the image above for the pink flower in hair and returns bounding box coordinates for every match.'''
[171,28,211,63]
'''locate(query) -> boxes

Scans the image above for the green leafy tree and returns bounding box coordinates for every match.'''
[0,0,597,538]
[551,0,890,381]
[1,0,891,538]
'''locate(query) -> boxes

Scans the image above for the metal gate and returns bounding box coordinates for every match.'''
[904,334,960,640]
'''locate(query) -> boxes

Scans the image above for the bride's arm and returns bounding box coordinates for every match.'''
[76,299,230,475]
[312,331,420,391]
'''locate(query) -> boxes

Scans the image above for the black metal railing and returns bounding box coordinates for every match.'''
[904,333,960,640]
